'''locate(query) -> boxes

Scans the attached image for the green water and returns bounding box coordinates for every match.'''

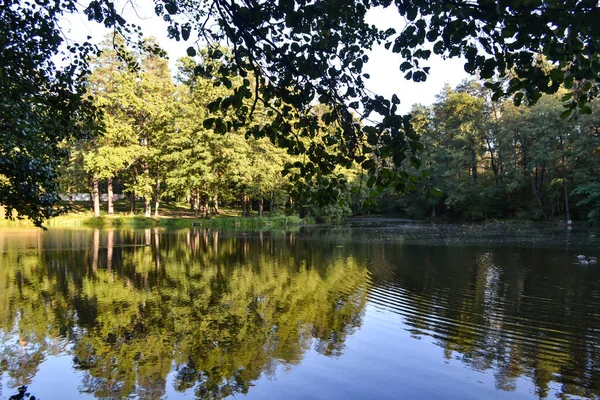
[0,221,599,399]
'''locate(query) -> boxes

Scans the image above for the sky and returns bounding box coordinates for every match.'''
[60,1,469,114]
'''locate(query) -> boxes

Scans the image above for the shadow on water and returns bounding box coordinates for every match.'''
[0,222,599,398]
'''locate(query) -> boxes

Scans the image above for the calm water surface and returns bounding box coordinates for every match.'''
[1,221,599,399]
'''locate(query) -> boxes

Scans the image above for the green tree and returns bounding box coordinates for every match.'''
[5,0,600,225]
[84,39,141,216]
[0,0,97,226]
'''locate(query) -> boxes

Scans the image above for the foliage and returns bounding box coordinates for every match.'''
[3,0,600,226]
[368,80,600,222]
[0,0,97,227]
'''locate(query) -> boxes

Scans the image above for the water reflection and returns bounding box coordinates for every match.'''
[0,225,599,399]
[0,228,369,399]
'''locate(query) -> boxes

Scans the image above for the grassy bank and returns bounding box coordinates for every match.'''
[0,203,313,229]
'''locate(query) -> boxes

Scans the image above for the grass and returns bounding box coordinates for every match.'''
[0,201,312,229]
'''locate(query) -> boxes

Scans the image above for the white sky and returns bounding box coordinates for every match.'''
[59,2,469,114]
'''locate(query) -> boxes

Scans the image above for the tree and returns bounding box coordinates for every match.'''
[3,0,600,225]
[0,0,97,227]
[84,38,140,216]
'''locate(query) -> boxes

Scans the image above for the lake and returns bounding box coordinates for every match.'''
[1,221,599,399]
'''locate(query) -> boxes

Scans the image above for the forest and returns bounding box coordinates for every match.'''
[59,38,600,223]
[3,0,600,227]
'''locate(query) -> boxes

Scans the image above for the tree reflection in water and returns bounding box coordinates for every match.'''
[0,228,369,399]
[0,226,599,399]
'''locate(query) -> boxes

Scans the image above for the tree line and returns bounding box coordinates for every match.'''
[367,80,600,222]
[64,38,599,223]
[61,38,365,221]
[4,0,599,227]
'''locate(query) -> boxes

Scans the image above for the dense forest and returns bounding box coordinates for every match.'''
[60,39,349,221]
[4,0,599,227]
[377,82,600,222]
[59,38,600,223]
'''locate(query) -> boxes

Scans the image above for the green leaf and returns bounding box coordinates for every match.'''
[560,109,572,119]
[366,176,376,188]
[513,92,523,106]
[428,187,442,197]
[564,75,574,89]
[549,68,563,82]
[203,118,215,129]
[561,92,573,102]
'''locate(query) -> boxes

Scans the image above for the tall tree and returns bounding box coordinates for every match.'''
[4,0,600,225]
[0,0,97,226]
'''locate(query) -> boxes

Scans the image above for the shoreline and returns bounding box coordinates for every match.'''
[0,214,313,229]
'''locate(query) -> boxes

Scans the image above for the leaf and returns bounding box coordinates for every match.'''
[561,92,573,102]
[428,187,442,197]
[564,75,574,89]
[513,92,523,106]
[203,118,215,129]
[181,23,191,41]
[549,68,563,82]
[164,1,177,14]
[366,176,376,188]
[362,159,375,170]
[399,61,412,71]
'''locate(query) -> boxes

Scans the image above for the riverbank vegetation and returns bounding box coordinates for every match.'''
[52,39,365,225]
[50,40,599,225]
[3,0,599,228]
[0,201,310,229]
[367,81,600,223]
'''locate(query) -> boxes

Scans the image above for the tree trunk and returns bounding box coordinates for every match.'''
[107,230,114,271]
[154,178,161,217]
[194,192,200,219]
[107,177,114,215]
[471,150,478,187]
[144,198,151,217]
[485,138,499,184]
[92,173,100,217]
[130,191,136,215]
[213,191,220,215]
[242,193,248,217]
[270,192,274,213]
[204,195,209,218]
[560,136,571,222]
[259,197,264,217]
[92,228,99,272]
[530,174,547,218]
[564,182,571,222]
